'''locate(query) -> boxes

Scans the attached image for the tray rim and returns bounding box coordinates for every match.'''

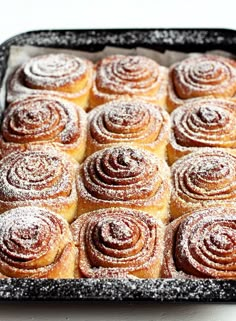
[0,278,236,302]
[1,27,236,47]
[0,28,236,303]
[2,27,236,53]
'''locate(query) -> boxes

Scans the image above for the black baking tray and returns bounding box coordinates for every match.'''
[0,28,236,303]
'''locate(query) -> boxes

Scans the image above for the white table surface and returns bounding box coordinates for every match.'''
[0,0,236,320]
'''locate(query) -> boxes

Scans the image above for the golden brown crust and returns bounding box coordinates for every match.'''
[7,54,94,109]
[167,55,236,112]
[77,146,171,223]
[71,207,165,278]
[161,207,236,279]
[0,95,87,162]
[168,98,236,164]
[170,149,236,219]
[0,149,78,222]
[90,55,168,109]
[87,99,170,158]
[0,206,76,279]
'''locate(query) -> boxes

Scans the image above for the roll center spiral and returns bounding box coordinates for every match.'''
[109,220,133,240]
[197,106,221,123]
[195,62,215,76]
[210,227,235,250]
[191,158,228,181]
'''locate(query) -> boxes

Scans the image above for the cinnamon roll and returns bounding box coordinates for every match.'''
[90,55,168,109]
[162,207,236,279]
[0,206,76,279]
[170,149,236,219]
[0,149,78,222]
[168,99,236,164]
[7,54,94,109]
[77,146,171,222]
[0,96,87,162]
[71,208,165,278]
[87,99,170,158]
[167,54,236,111]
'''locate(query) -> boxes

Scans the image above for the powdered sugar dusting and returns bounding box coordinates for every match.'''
[78,146,169,207]
[88,99,170,154]
[0,150,72,201]
[171,149,236,217]
[162,207,236,279]
[7,54,94,104]
[173,55,236,98]
[23,54,86,88]
[0,149,78,220]
[0,96,87,159]
[96,55,160,94]
[168,55,236,110]
[71,207,164,278]
[0,206,73,278]
[171,98,236,151]
[91,55,168,107]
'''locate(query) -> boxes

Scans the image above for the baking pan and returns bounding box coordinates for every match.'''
[0,29,236,302]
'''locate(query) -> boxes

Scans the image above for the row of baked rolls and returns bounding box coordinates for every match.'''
[77,145,171,223]
[0,96,170,161]
[168,98,236,164]
[3,204,236,279]
[0,95,87,162]
[7,53,94,109]
[170,149,236,219]
[167,54,236,111]
[7,53,168,110]
[0,145,170,223]
[0,206,75,278]
[7,52,236,112]
[162,207,236,279]
[0,206,164,279]
[87,99,170,158]
[0,148,78,222]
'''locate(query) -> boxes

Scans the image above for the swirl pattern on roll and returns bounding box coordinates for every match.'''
[167,55,236,110]
[87,99,170,156]
[162,207,236,279]
[168,99,236,163]
[0,96,87,161]
[0,206,75,278]
[22,54,87,88]
[0,149,78,221]
[7,54,94,108]
[77,146,170,222]
[71,208,164,278]
[90,55,167,107]
[170,149,236,218]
